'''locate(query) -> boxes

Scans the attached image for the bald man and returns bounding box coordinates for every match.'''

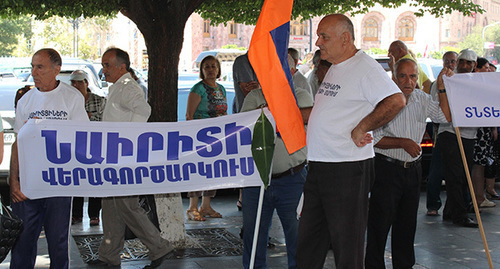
[388,40,431,94]
[297,14,405,269]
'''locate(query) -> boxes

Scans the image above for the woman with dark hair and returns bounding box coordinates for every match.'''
[471,57,499,208]
[185,55,227,221]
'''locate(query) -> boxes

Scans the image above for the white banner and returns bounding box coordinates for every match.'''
[18,109,275,199]
[444,72,500,127]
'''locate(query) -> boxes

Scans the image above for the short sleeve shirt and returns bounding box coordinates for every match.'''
[14,82,89,133]
[190,81,227,119]
[307,50,402,162]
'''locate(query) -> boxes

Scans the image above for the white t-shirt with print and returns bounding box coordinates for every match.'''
[307,50,401,162]
[14,81,89,133]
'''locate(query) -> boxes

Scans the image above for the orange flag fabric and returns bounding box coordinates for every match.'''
[248,0,306,154]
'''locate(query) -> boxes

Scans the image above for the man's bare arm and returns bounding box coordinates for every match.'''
[351,93,405,147]
[375,137,421,158]
[10,140,28,203]
[300,107,312,125]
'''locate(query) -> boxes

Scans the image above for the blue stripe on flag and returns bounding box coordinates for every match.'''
[270,22,297,102]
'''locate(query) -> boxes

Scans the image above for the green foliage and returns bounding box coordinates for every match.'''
[0,0,119,20]
[198,0,483,25]
[29,15,110,59]
[365,47,388,55]
[0,15,33,56]
[458,24,485,57]
[484,24,500,62]
[221,44,247,50]
[251,109,275,189]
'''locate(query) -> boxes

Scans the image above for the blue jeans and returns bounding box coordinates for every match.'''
[242,167,306,269]
[11,197,71,269]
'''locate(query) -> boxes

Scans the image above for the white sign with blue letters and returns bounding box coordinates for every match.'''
[444,72,500,127]
[17,109,275,199]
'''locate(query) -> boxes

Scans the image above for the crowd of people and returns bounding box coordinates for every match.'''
[6,13,499,269]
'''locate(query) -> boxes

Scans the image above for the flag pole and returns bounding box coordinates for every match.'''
[454,127,493,269]
[249,184,266,269]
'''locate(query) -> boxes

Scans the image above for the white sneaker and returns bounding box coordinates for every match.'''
[479,199,496,208]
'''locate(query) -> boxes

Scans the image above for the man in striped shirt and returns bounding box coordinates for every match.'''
[365,58,452,268]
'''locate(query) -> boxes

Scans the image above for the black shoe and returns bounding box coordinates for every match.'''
[87,259,119,267]
[147,249,176,268]
[454,217,478,228]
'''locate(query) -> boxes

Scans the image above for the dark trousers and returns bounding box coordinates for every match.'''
[72,197,102,219]
[11,197,71,269]
[426,140,444,211]
[365,155,421,269]
[439,131,474,223]
[296,159,374,269]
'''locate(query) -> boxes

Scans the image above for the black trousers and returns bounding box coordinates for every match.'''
[439,131,474,223]
[297,159,374,269]
[365,155,421,269]
[72,197,102,219]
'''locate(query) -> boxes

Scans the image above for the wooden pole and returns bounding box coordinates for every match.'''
[454,127,493,269]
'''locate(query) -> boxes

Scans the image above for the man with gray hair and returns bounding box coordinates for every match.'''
[388,40,431,93]
[297,14,405,269]
[91,48,173,268]
[426,50,458,216]
[10,48,89,268]
[365,58,451,268]
[436,48,479,227]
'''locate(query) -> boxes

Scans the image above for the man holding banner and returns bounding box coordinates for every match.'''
[10,48,89,268]
[92,48,173,268]
[436,49,480,227]
[365,58,451,268]
[296,14,405,269]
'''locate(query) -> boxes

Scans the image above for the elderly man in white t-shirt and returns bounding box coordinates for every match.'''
[10,48,89,268]
[296,14,405,269]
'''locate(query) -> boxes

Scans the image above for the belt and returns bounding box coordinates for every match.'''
[272,161,307,179]
[376,154,421,168]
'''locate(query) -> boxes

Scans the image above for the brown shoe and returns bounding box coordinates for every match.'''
[90,217,100,226]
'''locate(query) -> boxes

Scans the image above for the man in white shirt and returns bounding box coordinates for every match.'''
[296,14,405,269]
[10,48,89,268]
[365,58,451,268]
[92,48,173,268]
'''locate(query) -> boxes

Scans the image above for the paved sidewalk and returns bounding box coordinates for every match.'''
[1,190,500,268]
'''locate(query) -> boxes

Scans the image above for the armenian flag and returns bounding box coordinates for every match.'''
[248,0,306,154]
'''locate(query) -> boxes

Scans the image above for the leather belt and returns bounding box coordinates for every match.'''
[272,161,307,179]
[376,154,421,168]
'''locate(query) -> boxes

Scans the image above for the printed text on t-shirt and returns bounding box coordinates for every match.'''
[318,82,341,97]
[29,110,69,120]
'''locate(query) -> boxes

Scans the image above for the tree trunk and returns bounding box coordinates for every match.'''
[120,0,206,247]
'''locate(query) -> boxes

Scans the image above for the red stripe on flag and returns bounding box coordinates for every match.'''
[248,0,306,154]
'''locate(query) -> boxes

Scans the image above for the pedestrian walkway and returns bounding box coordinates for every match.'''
[1,190,500,268]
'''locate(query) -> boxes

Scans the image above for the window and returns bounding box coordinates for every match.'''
[229,21,237,38]
[203,20,210,38]
[445,29,450,38]
[290,20,308,36]
[397,17,415,41]
[458,29,461,38]
[106,33,111,41]
[363,18,379,41]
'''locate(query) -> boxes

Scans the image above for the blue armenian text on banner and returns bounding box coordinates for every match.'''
[17,109,275,199]
[444,72,500,127]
